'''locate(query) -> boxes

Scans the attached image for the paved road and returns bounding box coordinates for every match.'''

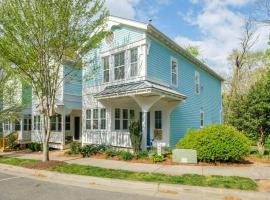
[0,172,168,200]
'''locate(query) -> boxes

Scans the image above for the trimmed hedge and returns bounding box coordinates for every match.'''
[176,124,250,162]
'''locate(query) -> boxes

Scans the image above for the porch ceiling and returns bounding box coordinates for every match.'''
[94,80,187,101]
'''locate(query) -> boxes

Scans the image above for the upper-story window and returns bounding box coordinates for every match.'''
[102,56,110,83]
[195,71,200,94]
[130,48,138,77]
[114,52,125,80]
[171,57,178,86]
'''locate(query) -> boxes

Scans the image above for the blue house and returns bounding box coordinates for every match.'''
[81,16,223,149]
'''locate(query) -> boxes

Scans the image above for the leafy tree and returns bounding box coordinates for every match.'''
[128,118,142,155]
[185,45,199,57]
[0,0,108,161]
[229,70,270,155]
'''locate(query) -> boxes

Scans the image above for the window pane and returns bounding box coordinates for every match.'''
[123,109,128,119]
[103,56,109,70]
[104,70,109,82]
[65,116,70,130]
[15,120,21,131]
[58,115,62,131]
[24,119,28,131]
[130,110,135,119]
[130,48,138,62]
[28,119,32,131]
[155,111,162,129]
[93,109,99,129]
[115,109,120,119]
[51,116,56,131]
[172,73,177,85]
[115,120,120,130]
[101,119,106,130]
[86,110,91,119]
[114,52,125,80]
[115,108,121,130]
[86,120,91,130]
[100,108,106,118]
[100,109,106,130]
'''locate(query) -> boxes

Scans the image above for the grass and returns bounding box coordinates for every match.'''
[0,156,257,191]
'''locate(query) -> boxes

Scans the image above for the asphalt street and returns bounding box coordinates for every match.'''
[0,172,169,200]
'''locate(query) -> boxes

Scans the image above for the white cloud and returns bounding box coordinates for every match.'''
[105,0,140,19]
[176,0,269,75]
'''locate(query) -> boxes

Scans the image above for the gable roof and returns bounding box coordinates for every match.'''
[108,16,224,81]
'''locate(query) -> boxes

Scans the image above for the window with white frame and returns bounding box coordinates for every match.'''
[86,110,91,130]
[195,71,200,94]
[114,52,125,80]
[130,48,138,77]
[200,111,204,128]
[155,111,162,129]
[100,108,106,130]
[65,116,70,130]
[102,56,110,83]
[93,109,99,129]
[171,57,178,86]
[122,109,128,130]
[115,108,121,130]
[34,115,41,130]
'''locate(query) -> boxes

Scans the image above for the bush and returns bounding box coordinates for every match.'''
[28,142,42,152]
[81,145,98,157]
[70,142,81,154]
[95,144,107,153]
[152,154,165,163]
[176,124,250,162]
[137,150,149,160]
[7,133,18,149]
[105,148,119,158]
[119,151,133,161]
[129,119,142,155]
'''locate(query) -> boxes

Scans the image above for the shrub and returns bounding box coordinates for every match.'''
[147,149,157,160]
[105,148,119,158]
[137,150,149,160]
[65,150,72,155]
[7,133,18,149]
[176,124,250,162]
[129,119,142,155]
[95,144,107,153]
[80,145,98,157]
[70,142,81,154]
[119,151,133,161]
[28,142,42,152]
[152,154,165,163]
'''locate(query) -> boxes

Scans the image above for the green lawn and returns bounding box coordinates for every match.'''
[0,157,257,191]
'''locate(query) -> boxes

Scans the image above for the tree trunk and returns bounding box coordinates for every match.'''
[42,141,49,162]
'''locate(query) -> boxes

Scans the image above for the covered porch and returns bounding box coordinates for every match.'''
[85,80,186,149]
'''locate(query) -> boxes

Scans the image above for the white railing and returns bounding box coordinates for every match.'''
[84,130,131,148]
[31,131,64,144]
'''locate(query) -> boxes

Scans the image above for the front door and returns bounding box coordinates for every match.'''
[74,117,80,140]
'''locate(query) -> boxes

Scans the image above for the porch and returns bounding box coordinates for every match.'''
[83,80,186,149]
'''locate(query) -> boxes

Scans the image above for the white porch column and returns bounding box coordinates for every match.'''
[141,111,148,150]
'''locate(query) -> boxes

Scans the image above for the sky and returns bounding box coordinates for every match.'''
[105,0,269,76]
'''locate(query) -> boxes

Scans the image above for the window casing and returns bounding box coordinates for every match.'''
[130,48,138,77]
[86,110,91,130]
[155,111,162,129]
[200,111,204,128]
[115,108,121,130]
[102,56,110,83]
[195,71,200,94]
[122,109,128,130]
[65,116,71,130]
[114,52,125,80]
[171,57,178,86]
[100,109,106,130]
[93,109,99,129]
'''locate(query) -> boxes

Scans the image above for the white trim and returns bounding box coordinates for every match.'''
[195,71,200,95]
[109,16,148,31]
[170,57,178,87]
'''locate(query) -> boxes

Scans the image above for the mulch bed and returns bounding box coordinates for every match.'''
[22,160,65,170]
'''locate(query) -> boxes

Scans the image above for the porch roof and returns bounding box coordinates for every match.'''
[94,80,187,101]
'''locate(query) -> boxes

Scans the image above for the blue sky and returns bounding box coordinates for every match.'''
[105,0,269,75]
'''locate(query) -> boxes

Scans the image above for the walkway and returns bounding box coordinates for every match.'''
[1,152,270,180]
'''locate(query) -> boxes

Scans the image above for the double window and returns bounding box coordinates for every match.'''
[103,56,110,83]
[114,52,125,80]
[171,57,178,86]
[195,71,200,94]
[130,48,138,77]
[114,108,135,131]
[86,108,106,130]
[155,111,162,129]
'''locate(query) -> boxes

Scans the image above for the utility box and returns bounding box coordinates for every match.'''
[172,149,197,164]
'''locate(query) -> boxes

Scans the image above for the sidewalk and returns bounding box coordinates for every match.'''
[0,163,269,200]
[2,151,270,180]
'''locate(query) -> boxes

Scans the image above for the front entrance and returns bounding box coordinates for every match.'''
[74,117,80,140]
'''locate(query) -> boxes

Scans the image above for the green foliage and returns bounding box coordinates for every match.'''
[137,150,149,160]
[80,145,98,158]
[176,124,251,162]
[104,148,119,158]
[185,45,199,57]
[28,142,42,152]
[128,119,142,155]
[70,142,81,154]
[6,133,18,149]
[119,151,134,161]
[227,71,270,154]
[152,154,165,163]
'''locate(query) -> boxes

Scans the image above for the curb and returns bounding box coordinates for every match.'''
[0,164,269,200]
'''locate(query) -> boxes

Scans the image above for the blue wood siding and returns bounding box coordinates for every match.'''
[147,37,222,146]
[64,65,82,109]
[84,25,145,87]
